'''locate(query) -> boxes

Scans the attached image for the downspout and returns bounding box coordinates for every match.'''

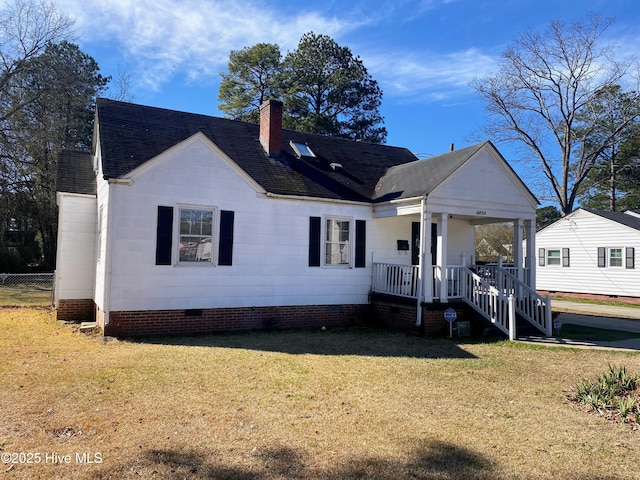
[416,195,427,327]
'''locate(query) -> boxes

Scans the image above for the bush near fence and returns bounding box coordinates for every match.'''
[0,273,54,307]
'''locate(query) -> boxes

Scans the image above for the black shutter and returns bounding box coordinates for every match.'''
[538,248,545,266]
[562,248,570,267]
[597,247,606,268]
[309,217,321,267]
[626,247,635,269]
[218,210,234,266]
[155,206,173,265]
[355,220,366,268]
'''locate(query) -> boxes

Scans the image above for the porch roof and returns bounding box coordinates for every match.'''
[373,143,485,203]
[373,141,538,206]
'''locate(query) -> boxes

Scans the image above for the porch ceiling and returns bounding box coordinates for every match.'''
[373,202,530,224]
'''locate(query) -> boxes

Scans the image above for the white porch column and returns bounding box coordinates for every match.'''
[438,213,448,302]
[421,208,433,303]
[525,219,536,288]
[513,218,524,282]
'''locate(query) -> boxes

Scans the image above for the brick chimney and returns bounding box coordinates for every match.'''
[259,99,283,156]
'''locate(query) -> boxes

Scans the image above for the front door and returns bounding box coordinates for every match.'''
[411,222,437,266]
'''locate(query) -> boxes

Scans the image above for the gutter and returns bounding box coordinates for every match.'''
[107,178,134,185]
[265,192,369,206]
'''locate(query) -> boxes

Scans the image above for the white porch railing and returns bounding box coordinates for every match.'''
[478,266,551,336]
[476,265,531,289]
[458,267,513,338]
[372,263,419,298]
[371,263,552,339]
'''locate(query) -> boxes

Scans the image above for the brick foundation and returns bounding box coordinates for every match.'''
[56,299,96,322]
[105,304,366,337]
[370,297,473,336]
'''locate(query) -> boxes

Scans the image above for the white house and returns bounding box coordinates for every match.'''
[56,98,549,338]
[536,208,640,298]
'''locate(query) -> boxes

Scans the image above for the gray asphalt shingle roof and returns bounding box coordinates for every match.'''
[59,98,504,203]
[587,209,640,231]
[56,150,96,195]
[373,142,487,201]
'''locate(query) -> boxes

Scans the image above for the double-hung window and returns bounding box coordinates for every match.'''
[179,207,215,263]
[609,248,623,267]
[325,217,351,266]
[156,205,234,266]
[546,249,561,266]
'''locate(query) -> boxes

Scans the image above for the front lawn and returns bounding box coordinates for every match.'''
[1,308,639,479]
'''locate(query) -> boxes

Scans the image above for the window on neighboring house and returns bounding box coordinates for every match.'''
[325,217,351,266]
[598,246,634,269]
[546,249,561,266]
[609,248,623,267]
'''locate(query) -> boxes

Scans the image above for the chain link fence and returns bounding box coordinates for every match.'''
[0,273,55,307]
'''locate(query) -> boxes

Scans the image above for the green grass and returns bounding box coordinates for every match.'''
[556,323,640,342]
[551,294,640,309]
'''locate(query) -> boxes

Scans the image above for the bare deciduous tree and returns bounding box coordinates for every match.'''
[0,0,74,125]
[472,13,639,215]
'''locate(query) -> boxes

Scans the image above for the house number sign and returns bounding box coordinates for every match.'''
[476,210,487,215]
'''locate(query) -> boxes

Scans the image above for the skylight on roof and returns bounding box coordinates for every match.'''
[290,141,315,158]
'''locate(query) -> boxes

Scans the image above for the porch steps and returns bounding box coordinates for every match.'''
[79,322,100,334]
[475,311,543,339]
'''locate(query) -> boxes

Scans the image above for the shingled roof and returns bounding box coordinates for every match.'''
[587,209,640,231]
[92,98,503,204]
[373,142,487,202]
[57,150,96,195]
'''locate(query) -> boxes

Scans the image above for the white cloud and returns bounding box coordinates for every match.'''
[47,0,496,103]
[365,48,499,103]
[54,0,360,90]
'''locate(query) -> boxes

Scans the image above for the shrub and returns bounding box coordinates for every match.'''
[570,365,640,428]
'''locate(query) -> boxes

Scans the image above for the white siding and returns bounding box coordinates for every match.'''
[55,193,96,301]
[536,209,640,297]
[370,216,415,265]
[369,216,475,266]
[93,159,110,312]
[446,219,475,265]
[429,148,536,221]
[106,136,373,311]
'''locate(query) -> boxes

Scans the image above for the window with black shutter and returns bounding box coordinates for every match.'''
[538,248,545,267]
[626,247,635,269]
[355,220,366,268]
[562,248,570,267]
[155,206,174,265]
[218,210,234,266]
[597,247,606,268]
[309,217,321,267]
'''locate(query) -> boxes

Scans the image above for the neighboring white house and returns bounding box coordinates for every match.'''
[56,98,545,337]
[536,208,640,298]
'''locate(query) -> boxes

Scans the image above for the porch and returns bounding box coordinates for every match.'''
[371,262,552,340]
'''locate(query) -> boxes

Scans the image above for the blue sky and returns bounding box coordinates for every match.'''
[49,0,640,202]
